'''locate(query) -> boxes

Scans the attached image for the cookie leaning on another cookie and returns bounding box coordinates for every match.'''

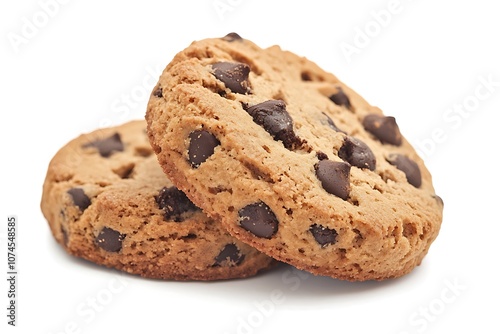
[40,120,275,280]
[146,33,444,281]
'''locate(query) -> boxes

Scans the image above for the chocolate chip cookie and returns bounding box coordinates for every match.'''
[40,120,274,280]
[146,33,444,281]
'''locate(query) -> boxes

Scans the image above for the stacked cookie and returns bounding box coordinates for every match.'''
[40,120,275,280]
[41,33,443,281]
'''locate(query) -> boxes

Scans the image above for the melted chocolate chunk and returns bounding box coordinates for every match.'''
[239,201,279,238]
[338,137,376,171]
[67,188,91,212]
[222,32,243,42]
[95,227,125,252]
[155,187,198,222]
[214,244,245,266]
[315,160,351,200]
[322,112,345,133]
[244,100,302,150]
[310,224,338,247]
[386,154,422,188]
[329,87,352,109]
[212,62,251,94]
[362,114,402,146]
[152,85,163,98]
[188,130,220,168]
[82,133,124,157]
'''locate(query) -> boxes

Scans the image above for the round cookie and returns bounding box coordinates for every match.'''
[146,33,444,281]
[40,120,275,280]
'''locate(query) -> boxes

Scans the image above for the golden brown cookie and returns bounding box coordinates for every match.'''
[40,120,274,280]
[146,33,443,281]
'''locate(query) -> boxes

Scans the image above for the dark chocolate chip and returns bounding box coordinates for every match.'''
[239,201,279,238]
[155,187,198,222]
[188,130,220,168]
[67,188,91,212]
[82,133,124,157]
[433,195,444,207]
[362,114,402,146]
[315,160,351,200]
[244,100,303,150]
[152,85,163,98]
[212,62,251,94]
[316,151,329,161]
[386,154,422,188]
[222,32,243,42]
[301,72,313,81]
[329,87,351,109]
[214,244,245,267]
[338,137,376,171]
[322,112,345,133]
[60,226,68,245]
[95,227,125,252]
[310,224,338,247]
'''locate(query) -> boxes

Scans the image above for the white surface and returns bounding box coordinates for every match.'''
[1,0,499,333]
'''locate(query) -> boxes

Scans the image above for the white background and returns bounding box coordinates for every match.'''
[1,0,499,333]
